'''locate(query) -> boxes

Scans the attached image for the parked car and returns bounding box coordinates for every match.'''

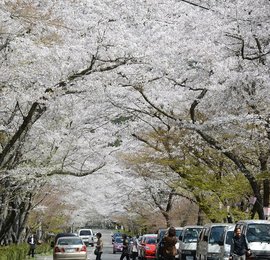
[196,223,228,260]
[78,228,94,247]
[219,224,235,260]
[236,219,270,259]
[178,225,202,260]
[155,228,167,260]
[139,234,157,259]
[113,236,124,254]
[53,236,87,260]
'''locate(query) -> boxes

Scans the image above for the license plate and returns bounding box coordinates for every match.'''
[65,248,75,253]
[186,257,193,260]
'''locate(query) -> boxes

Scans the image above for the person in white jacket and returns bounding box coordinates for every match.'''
[131,235,139,260]
[95,232,103,260]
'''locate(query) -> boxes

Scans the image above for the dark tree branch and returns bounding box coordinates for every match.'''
[131,133,163,152]
[0,102,46,167]
[178,0,210,10]
[225,33,270,62]
[135,85,177,121]
[190,89,208,123]
[47,162,106,177]
[195,129,264,219]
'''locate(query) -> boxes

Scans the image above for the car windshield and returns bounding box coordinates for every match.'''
[247,224,270,243]
[176,230,183,238]
[79,230,91,235]
[115,237,123,243]
[145,237,157,244]
[183,228,201,243]
[58,238,83,245]
[209,226,225,244]
[225,231,234,245]
[158,230,167,240]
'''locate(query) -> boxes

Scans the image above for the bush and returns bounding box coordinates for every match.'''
[0,243,51,260]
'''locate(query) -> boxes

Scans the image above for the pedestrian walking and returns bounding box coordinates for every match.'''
[131,235,139,260]
[95,232,103,260]
[120,233,130,260]
[162,227,177,260]
[27,233,37,258]
[229,227,251,260]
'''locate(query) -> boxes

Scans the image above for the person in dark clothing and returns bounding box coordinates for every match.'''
[162,227,177,260]
[120,234,130,260]
[230,228,251,260]
[27,233,37,258]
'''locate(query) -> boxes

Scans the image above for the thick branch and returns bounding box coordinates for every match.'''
[0,102,46,167]
[132,133,163,152]
[190,89,208,123]
[178,0,210,10]
[47,162,106,177]
[196,129,263,218]
[135,86,177,121]
[225,33,270,62]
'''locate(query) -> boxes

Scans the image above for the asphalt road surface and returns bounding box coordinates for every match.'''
[36,229,124,260]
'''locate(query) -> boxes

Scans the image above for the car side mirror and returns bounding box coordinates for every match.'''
[179,235,183,241]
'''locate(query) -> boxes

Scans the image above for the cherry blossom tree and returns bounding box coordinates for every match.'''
[0,0,269,244]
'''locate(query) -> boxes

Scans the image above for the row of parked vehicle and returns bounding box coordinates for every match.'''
[195,219,270,260]
[113,219,270,260]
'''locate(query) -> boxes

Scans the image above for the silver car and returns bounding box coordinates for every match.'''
[53,236,87,260]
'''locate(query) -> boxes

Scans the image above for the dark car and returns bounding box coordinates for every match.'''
[51,232,78,248]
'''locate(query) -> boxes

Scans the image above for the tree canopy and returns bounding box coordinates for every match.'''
[0,0,269,244]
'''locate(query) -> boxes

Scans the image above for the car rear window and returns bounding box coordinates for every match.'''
[58,238,83,245]
[115,237,123,243]
[79,230,91,236]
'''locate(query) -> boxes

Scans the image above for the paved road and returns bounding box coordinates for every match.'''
[35,229,124,260]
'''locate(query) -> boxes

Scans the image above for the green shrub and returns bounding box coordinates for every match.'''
[0,243,51,260]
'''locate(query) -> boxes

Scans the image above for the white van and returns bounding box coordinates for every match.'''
[196,223,228,260]
[219,224,235,260]
[77,228,94,246]
[236,219,270,258]
[178,225,203,260]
